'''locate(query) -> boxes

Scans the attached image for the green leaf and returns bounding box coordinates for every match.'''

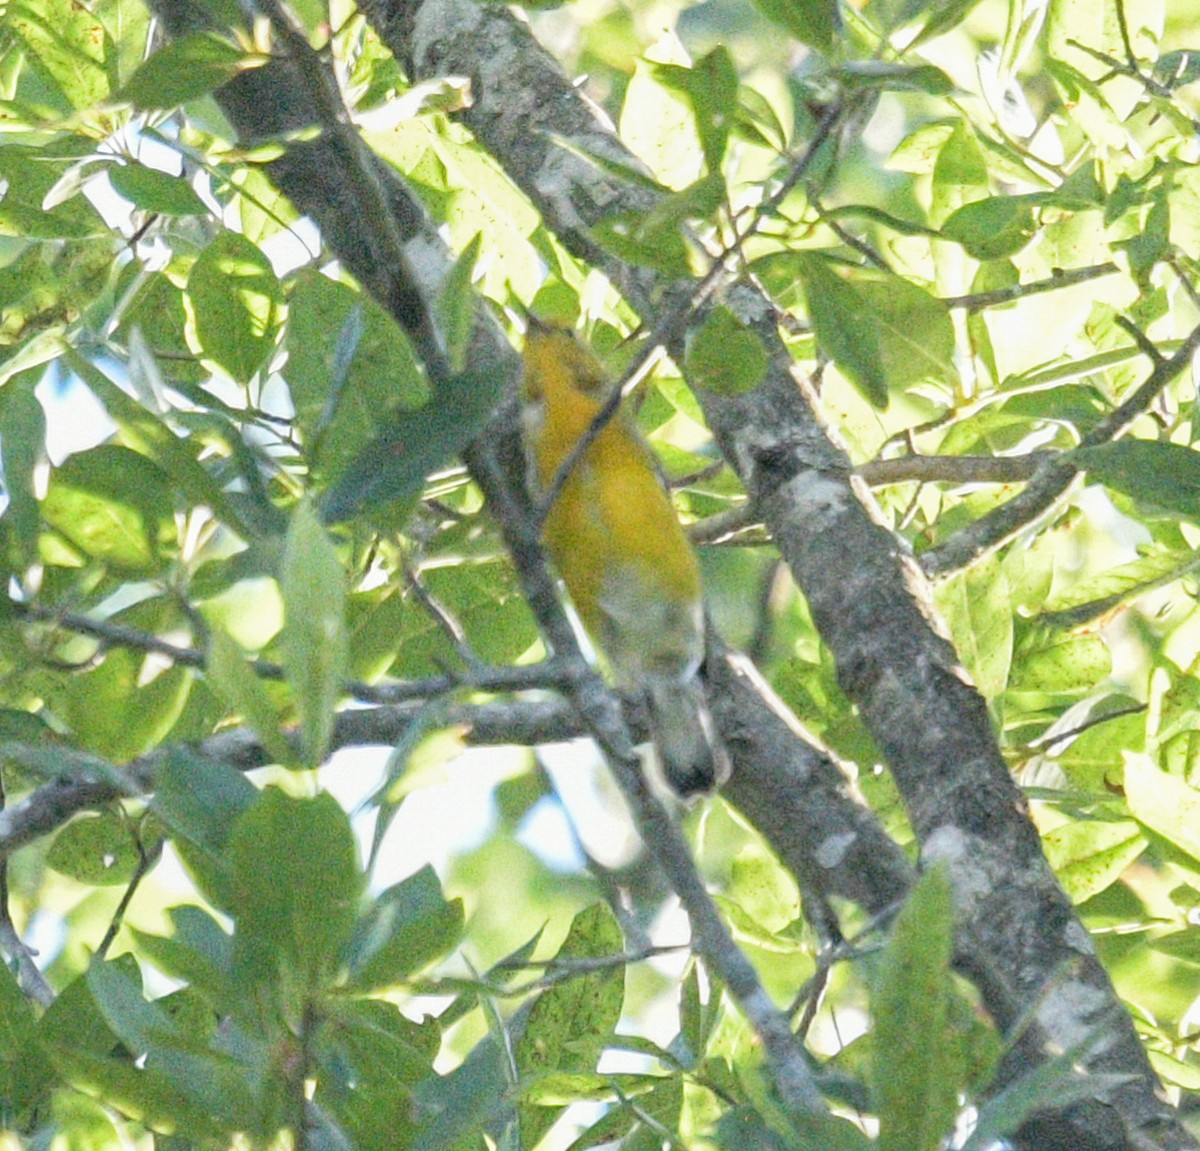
[50,647,192,761]
[41,964,229,1142]
[620,51,706,190]
[873,865,959,1151]
[1153,49,1200,90]
[1043,819,1147,903]
[131,905,235,1010]
[437,232,483,375]
[280,500,348,766]
[285,269,429,481]
[1149,929,1200,965]
[186,231,284,383]
[930,122,988,221]
[152,746,258,913]
[47,810,142,885]
[1074,441,1200,519]
[1056,708,1144,793]
[320,366,506,523]
[735,85,790,151]
[7,0,113,109]
[794,254,958,408]
[49,1043,229,1141]
[941,194,1043,259]
[715,1104,874,1151]
[0,142,108,240]
[63,349,253,535]
[515,903,625,1148]
[39,966,128,1059]
[412,1031,509,1151]
[314,999,438,1148]
[934,555,1013,699]
[323,998,439,1082]
[0,384,46,571]
[685,305,768,396]
[1124,755,1200,868]
[85,956,182,1053]
[0,955,53,1113]
[227,789,364,1000]
[903,0,988,46]
[84,957,261,1131]
[653,47,740,173]
[834,61,955,95]
[1007,631,1110,697]
[747,0,837,52]
[109,162,207,216]
[1041,546,1189,618]
[591,208,694,278]
[41,444,173,574]
[205,628,295,768]
[354,560,537,679]
[679,961,711,1067]
[346,864,465,992]
[119,33,253,110]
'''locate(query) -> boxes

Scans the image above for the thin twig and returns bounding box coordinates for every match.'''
[921,318,1200,575]
[812,198,891,272]
[12,600,574,705]
[465,445,830,1119]
[1066,40,1200,135]
[95,826,160,960]
[0,697,584,861]
[941,263,1120,311]
[1026,703,1148,756]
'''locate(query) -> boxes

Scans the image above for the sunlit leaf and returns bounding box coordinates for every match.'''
[186,231,284,383]
[516,903,625,1148]
[280,500,347,766]
[873,866,959,1151]
[793,254,958,407]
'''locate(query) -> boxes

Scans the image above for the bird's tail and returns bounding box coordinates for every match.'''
[645,676,730,796]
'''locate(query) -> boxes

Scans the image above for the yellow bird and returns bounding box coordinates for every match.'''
[521,316,729,795]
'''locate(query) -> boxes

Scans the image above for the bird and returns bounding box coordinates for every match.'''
[520,314,729,795]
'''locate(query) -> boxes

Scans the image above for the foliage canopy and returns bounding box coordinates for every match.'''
[3,0,1200,1148]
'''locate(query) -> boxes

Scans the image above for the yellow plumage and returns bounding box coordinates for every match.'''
[521,317,728,795]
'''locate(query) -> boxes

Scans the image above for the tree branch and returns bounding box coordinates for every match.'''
[857,452,1048,487]
[940,263,1120,311]
[921,320,1200,576]
[0,697,569,860]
